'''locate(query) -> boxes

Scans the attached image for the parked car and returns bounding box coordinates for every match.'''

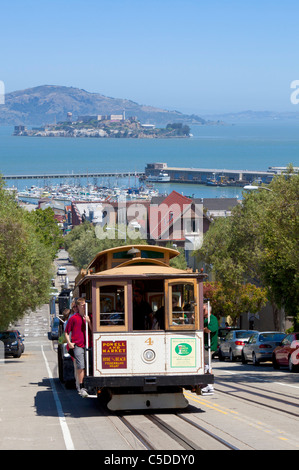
[50,317,60,340]
[213,327,240,358]
[57,266,67,276]
[12,330,25,353]
[242,331,285,365]
[0,331,24,358]
[273,332,299,372]
[218,329,258,361]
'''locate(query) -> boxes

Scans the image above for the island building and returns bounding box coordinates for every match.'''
[77,112,126,122]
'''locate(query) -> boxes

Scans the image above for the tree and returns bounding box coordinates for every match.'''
[166,242,187,270]
[26,207,63,259]
[0,179,55,329]
[195,168,299,329]
[203,281,267,326]
[64,223,148,269]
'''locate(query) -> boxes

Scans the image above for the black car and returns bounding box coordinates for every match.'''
[13,330,25,353]
[0,331,24,358]
[50,317,60,340]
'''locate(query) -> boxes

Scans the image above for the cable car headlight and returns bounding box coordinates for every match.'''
[143,349,156,362]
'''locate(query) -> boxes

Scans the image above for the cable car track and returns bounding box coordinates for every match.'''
[117,415,156,450]
[117,412,240,450]
[215,383,299,418]
[175,413,240,450]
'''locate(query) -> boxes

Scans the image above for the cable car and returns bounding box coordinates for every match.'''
[72,245,213,410]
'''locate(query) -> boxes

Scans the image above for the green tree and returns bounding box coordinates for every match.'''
[65,223,148,269]
[0,179,55,329]
[166,243,187,270]
[26,207,63,259]
[195,168,299,329]
[203,281,267,325]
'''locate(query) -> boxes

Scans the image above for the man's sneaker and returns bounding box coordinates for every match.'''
[79,387,89,398]
[200,385,214,396]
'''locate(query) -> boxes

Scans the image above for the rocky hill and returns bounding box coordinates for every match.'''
[0,85,207,127]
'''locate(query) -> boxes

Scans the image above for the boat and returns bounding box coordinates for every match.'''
[146,172,170,182]
[206,172,219,186]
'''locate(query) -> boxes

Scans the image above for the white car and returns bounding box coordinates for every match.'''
[57,266,67,276]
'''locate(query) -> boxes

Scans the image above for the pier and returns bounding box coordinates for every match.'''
[2,171,145,181]
[2,164,291,186]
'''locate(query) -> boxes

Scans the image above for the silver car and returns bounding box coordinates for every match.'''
[219,330,257,361]
[242,331,285,365]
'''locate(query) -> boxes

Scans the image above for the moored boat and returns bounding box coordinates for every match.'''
[146,172,170,182]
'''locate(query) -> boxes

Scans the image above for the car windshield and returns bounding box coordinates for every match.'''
[0,332,16,340]
[236,331,255,339]
[259,333,285,342]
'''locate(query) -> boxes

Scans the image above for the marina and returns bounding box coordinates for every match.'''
[4,163,294,206]
[10,182,159,204]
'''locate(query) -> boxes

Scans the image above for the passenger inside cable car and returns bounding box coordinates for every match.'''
[132,287,153,330]
[98,279,196,331]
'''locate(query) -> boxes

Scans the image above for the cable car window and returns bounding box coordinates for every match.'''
[171,283,195,326]
[99,285,125,326]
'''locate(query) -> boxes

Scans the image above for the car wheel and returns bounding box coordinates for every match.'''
[272,354,280,370]
[252,353,259,366]
[241,352,248,364]
[218,350,225,361]
[229,349,236,361]
[288,355,299,372]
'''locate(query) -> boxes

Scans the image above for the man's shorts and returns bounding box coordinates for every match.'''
[73,345,85,370]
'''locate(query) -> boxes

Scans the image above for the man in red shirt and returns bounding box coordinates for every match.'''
[65,298,92,397]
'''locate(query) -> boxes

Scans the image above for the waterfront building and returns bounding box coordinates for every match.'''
[145,163,275,186]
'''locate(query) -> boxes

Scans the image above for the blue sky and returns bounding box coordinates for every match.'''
[0,0,298,114]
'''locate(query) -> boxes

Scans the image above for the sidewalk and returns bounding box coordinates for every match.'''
[0,305,67,450]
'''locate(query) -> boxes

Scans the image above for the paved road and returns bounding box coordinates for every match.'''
[1,312,299,450]
[1,250,298,450]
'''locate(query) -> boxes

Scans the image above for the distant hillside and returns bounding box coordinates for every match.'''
[0,85,208,127]
[202,110,299,122]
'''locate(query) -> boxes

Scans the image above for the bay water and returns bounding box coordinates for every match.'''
[0,121,298,199]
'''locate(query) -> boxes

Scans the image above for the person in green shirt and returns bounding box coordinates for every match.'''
[201,303,218,395]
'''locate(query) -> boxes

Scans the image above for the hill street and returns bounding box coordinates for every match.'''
[1,251,298,451]
[1,301,298,450]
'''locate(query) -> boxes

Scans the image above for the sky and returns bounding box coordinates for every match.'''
[0,0,299,114]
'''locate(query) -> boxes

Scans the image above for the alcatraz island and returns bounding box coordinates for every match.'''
[13,112,191,139]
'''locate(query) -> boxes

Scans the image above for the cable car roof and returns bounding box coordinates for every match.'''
[75,245,206,287]
[86,244,180,271]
